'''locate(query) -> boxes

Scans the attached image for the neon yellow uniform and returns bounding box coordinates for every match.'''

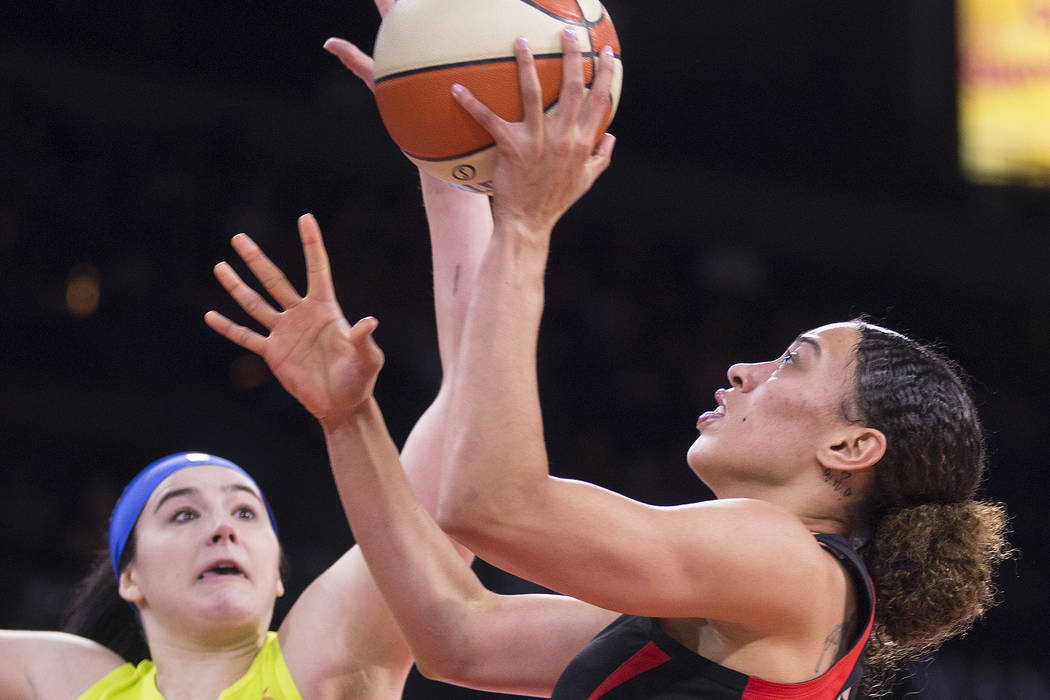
[79,632,302,699]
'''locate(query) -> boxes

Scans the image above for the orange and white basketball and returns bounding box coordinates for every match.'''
[372,0,623,194]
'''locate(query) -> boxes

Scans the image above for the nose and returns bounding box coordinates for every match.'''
[727,361,774,392]
[209,519,238,545]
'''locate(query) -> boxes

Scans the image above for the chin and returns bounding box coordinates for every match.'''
[193,590,272,628]
[685,438,713,475]
[685,443,727,497]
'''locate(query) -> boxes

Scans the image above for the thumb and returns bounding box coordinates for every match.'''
[348,315,379,342]
[348,316,384,366]
[581,133,615,189]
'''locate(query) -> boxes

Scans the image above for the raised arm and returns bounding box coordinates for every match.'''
[323,25,492,515]
[207,215,616,696]
[198,4,497,691]
[436,31,829,628]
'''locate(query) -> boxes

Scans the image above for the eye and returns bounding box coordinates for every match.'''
[778,350,799,368]
[172,508,199,522]
[234,506,257,520]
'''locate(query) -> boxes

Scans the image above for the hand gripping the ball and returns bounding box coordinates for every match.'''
[451,28,617,237]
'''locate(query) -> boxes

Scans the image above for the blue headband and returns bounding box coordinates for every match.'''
[108,452,278,578]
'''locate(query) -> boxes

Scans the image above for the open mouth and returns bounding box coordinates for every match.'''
[696,389,728,429]
[199,562,247,580]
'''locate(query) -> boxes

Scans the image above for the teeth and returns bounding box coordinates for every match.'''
[714,405,725,415]
[209,565,241,575]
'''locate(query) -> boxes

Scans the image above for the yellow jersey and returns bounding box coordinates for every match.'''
[79,631,302,699]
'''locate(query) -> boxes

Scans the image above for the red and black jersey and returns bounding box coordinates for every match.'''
[550,534,874,699]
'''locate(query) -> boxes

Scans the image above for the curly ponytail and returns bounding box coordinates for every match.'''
[851,323,1013,695]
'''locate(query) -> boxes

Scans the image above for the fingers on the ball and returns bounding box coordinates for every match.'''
[204,310,267,355]
[452,84,505,138]
[232,233,301,309]
[558,28,586,117]
[513,37,543,128]
[298,214,336,298]
[581,45,616,134]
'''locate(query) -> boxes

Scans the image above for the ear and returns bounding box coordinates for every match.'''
[818,426,886,472]
[275,577,285,599]
[118,567,144,605]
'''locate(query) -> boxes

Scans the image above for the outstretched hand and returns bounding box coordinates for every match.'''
[452,28,617,236]
[205,214,384,422]
[323,0,397,93]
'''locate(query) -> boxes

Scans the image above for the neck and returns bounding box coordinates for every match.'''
[711,477,855,537]
[144,625,267,698]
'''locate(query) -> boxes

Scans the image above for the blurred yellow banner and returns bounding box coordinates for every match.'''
[960,0,1050,183]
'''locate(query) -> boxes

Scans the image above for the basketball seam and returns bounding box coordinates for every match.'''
[405,141,495,162]
[402,96,566,161]
[574,0,597,86]
[515,0,606,27]
[375,52,614,85]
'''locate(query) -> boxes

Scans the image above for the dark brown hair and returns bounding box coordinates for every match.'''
[62,534,149,662]
[850,321,1012,695]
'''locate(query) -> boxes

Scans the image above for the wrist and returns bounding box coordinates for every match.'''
[492,213,552,255]
[318,397,379,433]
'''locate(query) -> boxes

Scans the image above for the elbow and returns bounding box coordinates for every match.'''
[436,487,504,551]
[437,471,546,553]
[408,607,496,688]
[414,653,474,686]
[435,497,481,549]
[436,472,486,534]
[413,641,501,691]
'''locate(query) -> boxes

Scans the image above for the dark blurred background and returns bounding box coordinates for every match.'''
[1,1,1047,698]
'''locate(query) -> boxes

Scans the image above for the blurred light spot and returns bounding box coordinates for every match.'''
[66,264,100,318]
[229,353,270,390]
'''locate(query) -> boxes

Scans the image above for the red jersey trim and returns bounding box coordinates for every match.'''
[587,641,673,700]
[740,577,875,699]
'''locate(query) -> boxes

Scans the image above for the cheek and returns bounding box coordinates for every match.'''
[252,534,282,577]
[137,531,196,571]
[750,390,831,430]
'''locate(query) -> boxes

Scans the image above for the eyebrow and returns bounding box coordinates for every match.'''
[795,335,822,356]
[152,483,264,513]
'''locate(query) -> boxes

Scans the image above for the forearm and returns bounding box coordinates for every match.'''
[419,172,492,372]
[440,217,554,532]
[434,30,616,537]
[320,400,493,672]
[401,171,491,514]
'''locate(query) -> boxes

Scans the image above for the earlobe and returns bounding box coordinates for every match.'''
[275,578,285,598]
[819,427,887,472]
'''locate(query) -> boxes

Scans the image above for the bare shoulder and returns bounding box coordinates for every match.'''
[669,498,844,628]
[0,630,126,699]
[681,497,832,563]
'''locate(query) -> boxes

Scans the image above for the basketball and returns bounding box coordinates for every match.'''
[372,0,623,194]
